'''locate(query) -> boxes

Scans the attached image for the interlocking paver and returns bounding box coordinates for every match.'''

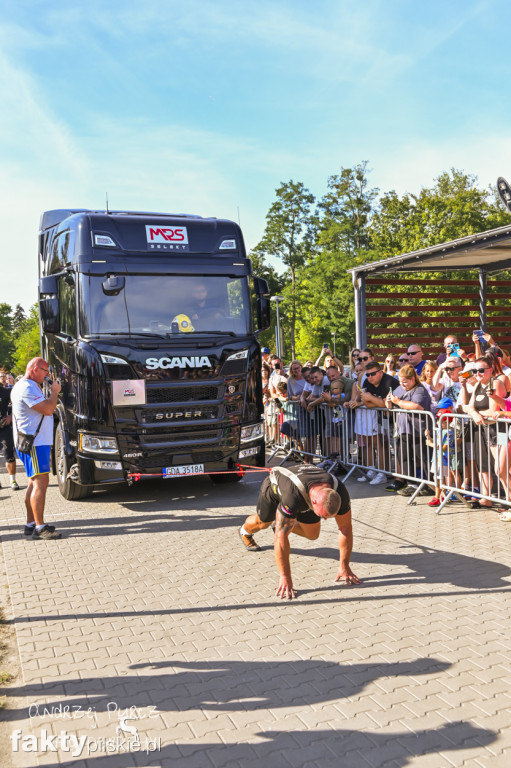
[2,463,511,767]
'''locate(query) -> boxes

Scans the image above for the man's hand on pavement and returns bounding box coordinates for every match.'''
[276,575,296,599]
[335,566,361,586]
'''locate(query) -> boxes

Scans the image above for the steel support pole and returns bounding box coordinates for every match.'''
[359,274,367,349]
[479,269,487,332]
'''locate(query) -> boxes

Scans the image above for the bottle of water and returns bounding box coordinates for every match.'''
[350,440,358,456]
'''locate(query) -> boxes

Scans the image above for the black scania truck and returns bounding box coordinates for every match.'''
[38,209,270,500]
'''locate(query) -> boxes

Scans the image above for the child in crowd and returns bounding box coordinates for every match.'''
[425,397,463,507]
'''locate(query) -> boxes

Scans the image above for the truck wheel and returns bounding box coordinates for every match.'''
[209,472,243,484]
[55,423,93,500]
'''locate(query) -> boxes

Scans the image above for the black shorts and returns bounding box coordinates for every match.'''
[0,427,15,463]
[256,476,351,525]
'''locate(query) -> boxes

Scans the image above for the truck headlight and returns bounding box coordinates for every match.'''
[79,433,119,454]
[240,423,263,443]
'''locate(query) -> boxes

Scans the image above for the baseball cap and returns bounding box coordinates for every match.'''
[436,396,454,411]
[262,347,270,354]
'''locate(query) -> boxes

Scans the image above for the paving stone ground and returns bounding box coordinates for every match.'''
[1,460,511,768]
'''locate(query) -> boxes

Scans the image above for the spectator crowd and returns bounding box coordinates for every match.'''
[261,333,511,518]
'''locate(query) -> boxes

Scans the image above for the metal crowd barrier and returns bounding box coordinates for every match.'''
[436,412,511,513]
[264,400,511,514]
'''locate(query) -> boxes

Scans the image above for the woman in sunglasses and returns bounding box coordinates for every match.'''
[346,349,361,380]
[460,358,506,508]
[485,347,511,397]
[383,354,398,378]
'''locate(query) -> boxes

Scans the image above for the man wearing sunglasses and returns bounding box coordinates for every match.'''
[11,358,62,540]
[357,362,400,484]
[407,345,426,375]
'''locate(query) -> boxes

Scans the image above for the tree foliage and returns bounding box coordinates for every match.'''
[252,166,511,363]
[12,304,40,375]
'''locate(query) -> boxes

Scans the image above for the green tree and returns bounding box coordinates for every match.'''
[370,168,510,258]
[12,304,26,336]
[12,304,40,375]
[295,163,379,360]
[255,180,315,359]
[0,303,14,370]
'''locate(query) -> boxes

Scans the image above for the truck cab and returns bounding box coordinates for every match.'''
[38,209,270,499]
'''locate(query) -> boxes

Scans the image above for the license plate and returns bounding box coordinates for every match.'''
[163,464,204,478]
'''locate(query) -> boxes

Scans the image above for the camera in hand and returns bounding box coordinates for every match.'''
[274,363,281,370]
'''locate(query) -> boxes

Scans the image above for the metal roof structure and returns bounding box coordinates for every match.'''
[348,223,511,349]
[349,223,511,278]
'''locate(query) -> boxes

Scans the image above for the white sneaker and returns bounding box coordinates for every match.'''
[357,471,371,482]
[369,471,387,485]
[366,469,377,479]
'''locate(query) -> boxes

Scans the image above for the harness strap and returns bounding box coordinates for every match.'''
[269,465,338,509]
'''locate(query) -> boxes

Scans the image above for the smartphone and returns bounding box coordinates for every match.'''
[488,377,495,395]
[448,343,460,357]
[474,330,489,352]
[274,363,281,370]
[323,385,331,393]
[323,343,329,349]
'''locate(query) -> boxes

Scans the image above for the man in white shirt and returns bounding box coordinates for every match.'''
[11,358,62,540]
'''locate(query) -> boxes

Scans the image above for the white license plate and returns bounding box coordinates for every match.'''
[163,464,204,478]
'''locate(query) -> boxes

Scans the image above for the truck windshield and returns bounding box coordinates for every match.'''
[79,275,251,337]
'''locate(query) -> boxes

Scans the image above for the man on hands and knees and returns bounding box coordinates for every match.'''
[11,357,62,540]
[239,464,361,598]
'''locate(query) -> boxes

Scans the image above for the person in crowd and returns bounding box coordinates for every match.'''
[343,358,380,479]
[238,463,360,598]
[419,360,443,414]
[424,397,464,507]
[287,361,307,400]
[356,361,400,485]
[459,357,506,509]
[5,374,14,388]
[436,335,459,366]
[269,356,288,398]
[321,376,346,460]
[0,381,20,490]
[11,357,62,539]
[383,354,398,377]
[485,347,510,396]
[346,349,361,379]
[261,347,271,366]
[432,355,464,405]
[384,364,432,495]
[0,371,7,387]
[300,366,330,455]
[315,346,343,372]
[326,364,354,400]
[407,344,426,375]
[397,353,409,370]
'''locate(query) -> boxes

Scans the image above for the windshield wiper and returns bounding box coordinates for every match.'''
[189,330,237,337]
[86,332,168,339]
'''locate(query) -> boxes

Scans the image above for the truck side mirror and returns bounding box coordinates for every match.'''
[253,277,271,332]
[39,275,59,333]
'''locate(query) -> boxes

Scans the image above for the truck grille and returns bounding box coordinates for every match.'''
[140,430,222,444]
[139,406,219,423]
[146,385,220,404]
[135,450,224,468]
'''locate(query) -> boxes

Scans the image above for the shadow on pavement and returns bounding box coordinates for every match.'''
[4,657,449,722]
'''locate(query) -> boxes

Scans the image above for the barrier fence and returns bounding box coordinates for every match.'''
[264,400,511,513]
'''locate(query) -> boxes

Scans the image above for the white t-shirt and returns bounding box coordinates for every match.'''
[11,378,54,447]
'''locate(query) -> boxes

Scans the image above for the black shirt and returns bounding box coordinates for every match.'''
[365,371,399,399]
[0,385,11,419]
[270,465,349,518]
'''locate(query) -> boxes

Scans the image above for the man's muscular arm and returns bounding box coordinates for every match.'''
[334,510,361,585]
[274,510,297,599]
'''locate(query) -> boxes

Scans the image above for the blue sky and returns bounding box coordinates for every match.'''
[1,0,510,310]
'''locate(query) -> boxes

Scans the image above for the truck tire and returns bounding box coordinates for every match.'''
[55,423,93,500]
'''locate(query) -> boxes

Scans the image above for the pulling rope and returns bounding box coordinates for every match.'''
[127,463,271,483]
